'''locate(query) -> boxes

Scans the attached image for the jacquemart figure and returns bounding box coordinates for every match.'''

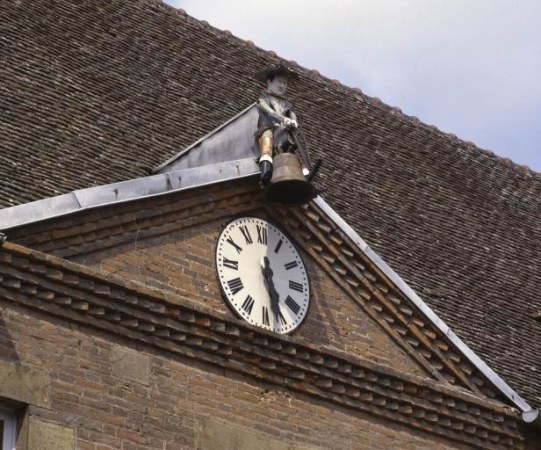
[255,66,309,184]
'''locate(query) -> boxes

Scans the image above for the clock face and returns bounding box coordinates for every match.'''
[215,217,310,334]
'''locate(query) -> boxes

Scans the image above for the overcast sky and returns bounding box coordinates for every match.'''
[166,0,541,172]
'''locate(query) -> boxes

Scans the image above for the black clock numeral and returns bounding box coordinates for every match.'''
[240,225,253,245]
[274,239,283,254]
[222,257,238,270]
[227,277,244,295]
[289,280,303,293]
[257,225,267,245]
[276,307,287,326]
[262,306,270,326]
[241,295,255,315]
[285,295,301,315]
[226,237,243,254]
[285,261,298,270]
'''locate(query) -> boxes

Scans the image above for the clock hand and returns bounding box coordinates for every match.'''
[261,256,280,320]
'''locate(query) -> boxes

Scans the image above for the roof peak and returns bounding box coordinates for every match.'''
[155,0,539,179]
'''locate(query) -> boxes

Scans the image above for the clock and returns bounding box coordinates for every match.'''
[215,217,310,334]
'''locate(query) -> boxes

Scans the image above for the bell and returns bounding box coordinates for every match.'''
[264,153,313,206]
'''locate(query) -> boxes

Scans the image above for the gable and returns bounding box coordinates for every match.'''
[1,170,536,448]
[4,175,514,407]
[8,178,425,378]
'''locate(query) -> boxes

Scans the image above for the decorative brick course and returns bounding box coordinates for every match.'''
[9,180,262,259]
[1,306,489,450]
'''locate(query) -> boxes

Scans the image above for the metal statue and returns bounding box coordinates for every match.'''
[255,66,320,205]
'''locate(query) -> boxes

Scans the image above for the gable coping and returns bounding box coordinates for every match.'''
[0,158,259,231]
[311,197,534,417]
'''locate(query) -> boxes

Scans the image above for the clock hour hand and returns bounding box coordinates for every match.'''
[261,256,280,320]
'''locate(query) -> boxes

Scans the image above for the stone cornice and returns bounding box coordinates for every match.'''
[0,242,523,450]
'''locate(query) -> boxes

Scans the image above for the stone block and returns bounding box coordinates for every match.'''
[27,420,75,450]
[0,361,50,408]
[111,345,150,385]
[196,418,318,450]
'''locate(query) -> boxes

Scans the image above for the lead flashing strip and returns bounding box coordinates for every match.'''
[0,158,259,231]
[152,103,258,174]
[313,196,533,415]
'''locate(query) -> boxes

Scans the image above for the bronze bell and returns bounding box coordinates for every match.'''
[264,153,313,206]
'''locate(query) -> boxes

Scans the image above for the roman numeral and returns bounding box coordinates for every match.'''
[239,225,253,245]
[274,239,283,254]
[285,261,298,270]
[285,295,301,315]
[262,306,270,326]
[227,277,244,295]
[289,280,303,293]
[257,225,267,245]
[226,237,242,254]
[276,307,287,326]
[241,295,255,315]
[222,257,238,270]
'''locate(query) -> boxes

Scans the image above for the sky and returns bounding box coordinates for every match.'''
[165,0,541,172]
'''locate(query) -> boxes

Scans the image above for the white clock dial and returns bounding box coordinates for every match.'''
[215,217,310,334]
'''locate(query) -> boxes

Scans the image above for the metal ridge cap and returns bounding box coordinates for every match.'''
[522,408,540,425]
[0,158,259,231]
[313,196,534,415]
[152,103,258,174]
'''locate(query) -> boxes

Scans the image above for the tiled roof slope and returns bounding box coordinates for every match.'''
[1,0,540,409]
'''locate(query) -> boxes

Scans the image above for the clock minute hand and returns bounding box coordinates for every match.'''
[261,257,280,319]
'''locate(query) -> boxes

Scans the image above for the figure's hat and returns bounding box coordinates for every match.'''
[255,65,299,85]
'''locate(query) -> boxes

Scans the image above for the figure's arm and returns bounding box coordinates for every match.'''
[257,98,284,122]
[287,110,298,128]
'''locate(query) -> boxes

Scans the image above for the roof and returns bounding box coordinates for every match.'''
[1,0,540,410]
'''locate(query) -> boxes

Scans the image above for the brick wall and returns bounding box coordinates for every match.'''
[5,181,538,449]
[0,303,481,450]
[7,179,517,402]
[72,212,424,378]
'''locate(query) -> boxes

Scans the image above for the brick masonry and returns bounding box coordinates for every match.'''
[8,177,509,402]
[0,304,498,450]
[0,237,530,449]
[2,179,538,448]
[72,212,424,378]
[0,180,527,449]
[5,178,539,448]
